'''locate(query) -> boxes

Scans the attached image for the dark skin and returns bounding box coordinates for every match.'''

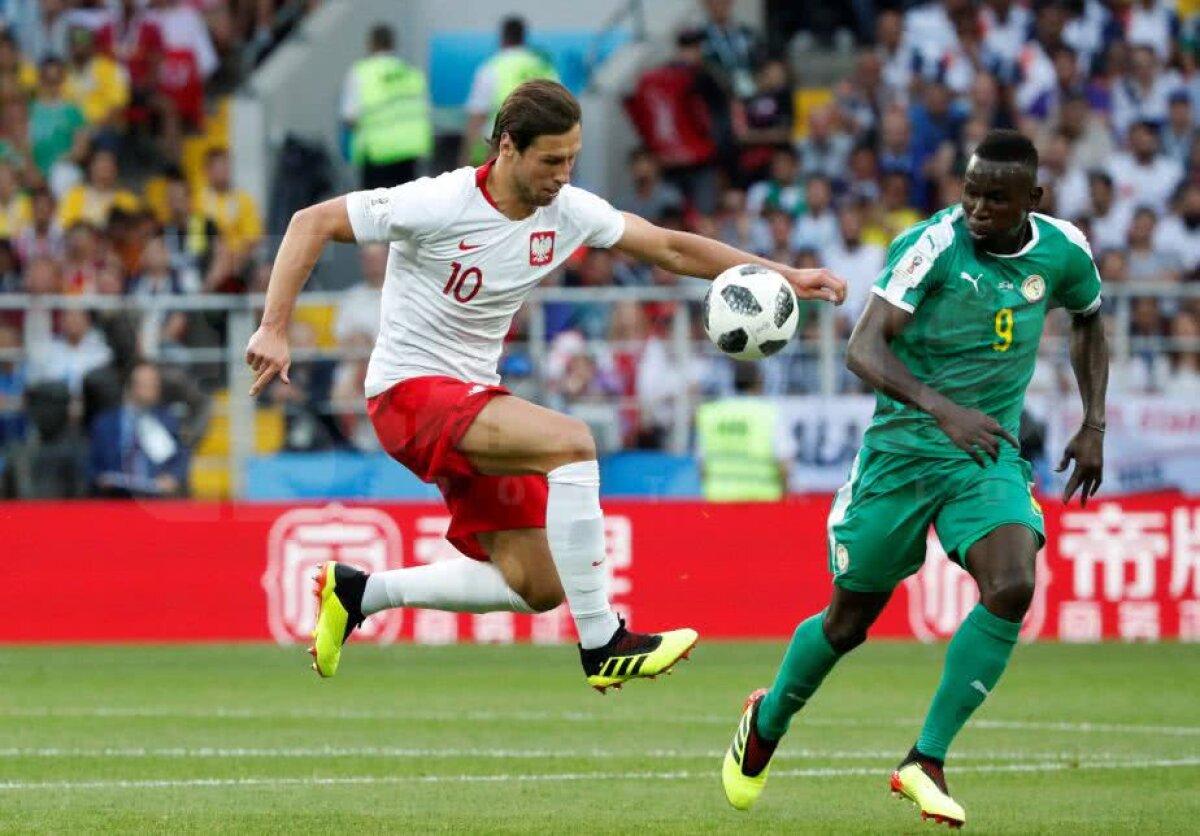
[820,155,1109,650]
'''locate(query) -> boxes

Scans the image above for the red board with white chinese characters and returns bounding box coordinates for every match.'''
[1,497,1196,643]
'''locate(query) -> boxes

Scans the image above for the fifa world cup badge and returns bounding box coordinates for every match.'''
[1021,274,1046,302]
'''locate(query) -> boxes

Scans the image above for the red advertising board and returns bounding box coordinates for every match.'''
[2,497,1197,643]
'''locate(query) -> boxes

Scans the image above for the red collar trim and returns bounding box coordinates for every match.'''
[475,160,500,210]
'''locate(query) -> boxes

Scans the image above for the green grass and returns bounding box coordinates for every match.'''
[0,642,1197,834]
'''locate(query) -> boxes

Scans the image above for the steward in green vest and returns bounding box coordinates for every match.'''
[461,16,558,166]
[343,24,431,190]
[696,363,788,502]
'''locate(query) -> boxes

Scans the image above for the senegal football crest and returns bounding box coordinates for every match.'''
[1021,274,1046,303]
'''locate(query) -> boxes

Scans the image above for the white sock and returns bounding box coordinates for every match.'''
[361,558,535,615]
[546,460,621,649]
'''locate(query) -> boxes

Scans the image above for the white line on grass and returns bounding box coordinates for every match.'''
[0,746,1129,762]
[0,758,1196,792]
[3,707,1198,737]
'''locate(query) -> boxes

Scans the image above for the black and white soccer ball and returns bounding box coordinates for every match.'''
[703,264,799,360]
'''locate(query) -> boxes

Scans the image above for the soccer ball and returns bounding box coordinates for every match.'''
[703,264,799,360]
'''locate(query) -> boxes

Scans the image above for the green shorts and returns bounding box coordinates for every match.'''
[826,447,1046,593]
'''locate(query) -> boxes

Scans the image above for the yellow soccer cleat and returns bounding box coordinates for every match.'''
[722,688,778,811]
[307,562,367,678]
[579,618,698,693]
[890,760,966,829]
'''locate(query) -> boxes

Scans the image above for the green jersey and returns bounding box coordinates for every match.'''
[862,205,1102,460]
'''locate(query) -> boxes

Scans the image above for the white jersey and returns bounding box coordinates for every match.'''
[346,164,625,397]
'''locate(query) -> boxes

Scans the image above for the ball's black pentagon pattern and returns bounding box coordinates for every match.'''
[739,264,769,276]
[702,286,712,328]
[774,285,795,328]
[717,328,748,353]
[758,339,788,357]
[720,284,762,316]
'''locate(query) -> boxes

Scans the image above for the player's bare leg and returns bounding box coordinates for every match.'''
[894,524,1037,828]
[460,394,698,690]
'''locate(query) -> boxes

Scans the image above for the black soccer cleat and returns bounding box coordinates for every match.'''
[578,617,698,693]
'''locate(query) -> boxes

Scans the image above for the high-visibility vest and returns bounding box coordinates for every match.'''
[471,47,558,164]
[695,397,784,502]
[351,54,432,166]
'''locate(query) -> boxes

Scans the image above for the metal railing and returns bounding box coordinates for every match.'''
[1,282,1198,497]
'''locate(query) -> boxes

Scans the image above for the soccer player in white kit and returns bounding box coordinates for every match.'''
[245,80,846,692]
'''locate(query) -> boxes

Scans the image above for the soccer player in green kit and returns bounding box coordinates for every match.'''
[721,130,1109,827]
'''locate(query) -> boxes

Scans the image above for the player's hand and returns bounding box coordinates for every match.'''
[933,402,1019,467]
[780,267,847,305]
[1056,424,1104,507]
[245,325,291,397]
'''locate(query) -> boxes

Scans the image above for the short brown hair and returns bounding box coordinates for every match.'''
[490,80,581,154]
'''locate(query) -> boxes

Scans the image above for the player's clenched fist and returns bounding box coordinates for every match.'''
[245,326,291,396]
[780,267,847,305]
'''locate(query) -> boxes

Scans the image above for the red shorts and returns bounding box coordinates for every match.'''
[367,376,548,561]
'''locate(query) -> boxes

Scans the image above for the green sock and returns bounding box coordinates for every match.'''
[916,603,1022,760]
[756,611,842,741]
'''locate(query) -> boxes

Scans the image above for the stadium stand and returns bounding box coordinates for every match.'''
[0,0,1198,501]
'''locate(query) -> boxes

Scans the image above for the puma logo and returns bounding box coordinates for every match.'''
[960,271,982,293]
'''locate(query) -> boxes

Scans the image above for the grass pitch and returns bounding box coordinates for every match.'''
[0,642,1196,834]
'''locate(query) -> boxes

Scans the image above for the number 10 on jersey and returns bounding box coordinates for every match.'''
[443,261,483,303]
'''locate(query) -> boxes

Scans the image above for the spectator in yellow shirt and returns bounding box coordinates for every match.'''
[194,148,262,292]
[196,148,262,254]
[0,31,37,100]
[0,160,31,239]
[63,26,129,130]
[57,148,140,229]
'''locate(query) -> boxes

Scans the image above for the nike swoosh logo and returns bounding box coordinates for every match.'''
[970,679,991,698]
[591,560,605,567]
[458,240,482,251]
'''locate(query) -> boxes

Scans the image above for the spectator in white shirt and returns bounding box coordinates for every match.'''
[1111,45,1184,139]
[820,204,885,333]
[1153,182,1200,274]
[334,243,385,351]
[1038,131,1090,221]
[1109,121,1184,215]
[979,0,1033,83]
[26,308,112,394]
[1161,91,1195,166]
[875,10,913,101]
[1126,206,1182,286]
[1125,0,1180,64]
[795,104,852,184]
[1167,311,1200,395]
[790,175,839,253]
[1086,170,1134,252]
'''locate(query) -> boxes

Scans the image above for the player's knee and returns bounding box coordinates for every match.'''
[546,417,596,470]
[980,574,1035,621]
[821,610,872,654]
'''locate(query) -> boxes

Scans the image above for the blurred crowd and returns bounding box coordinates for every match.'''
[4,0,1200,498]
[0,0,318,497]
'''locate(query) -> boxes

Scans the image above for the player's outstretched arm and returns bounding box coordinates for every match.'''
[1056,310,1108,506]
[613,212,846,304]
[847,296,1018,467]
[245,197,357,396]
